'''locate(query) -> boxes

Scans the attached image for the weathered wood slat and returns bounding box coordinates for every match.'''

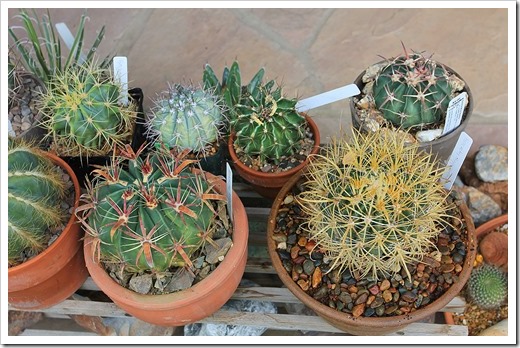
[20,329,97,336]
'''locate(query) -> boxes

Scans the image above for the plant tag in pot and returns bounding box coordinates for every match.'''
[113,56,129,106]
[55,22,87,64]
[442,131,473,190]
[443,92,468,135]
[295,84,361,112]
[226,163,233,222]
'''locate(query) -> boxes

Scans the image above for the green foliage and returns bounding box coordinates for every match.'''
[8,9,109,86]
[372,46,458,129]
[39,62,137,157]
[8,138,67,266]
[77,145,226,273]
[146,83,225,155]
[467,264,507,309]
[297,129,451,280]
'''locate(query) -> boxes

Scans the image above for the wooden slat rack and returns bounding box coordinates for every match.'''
[8,183,468,336]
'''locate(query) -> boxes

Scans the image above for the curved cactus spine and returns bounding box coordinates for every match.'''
[467,264,507,309]
[297,129,452,280]
[146,83,225,155]
[8,139,67,266]
[371,44,464,129]
[39,62,137,158]
[77,145,226,273]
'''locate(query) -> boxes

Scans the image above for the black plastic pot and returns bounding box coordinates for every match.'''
[350,63,473,164]
[62,88,146,187]
[197,140,229,177]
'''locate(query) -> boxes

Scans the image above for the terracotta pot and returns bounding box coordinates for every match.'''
[444,214,508,326]
[8,152,87,310]
[267,169,477,335]
[350,63,473,163]
[84,171,249,326]
[228,113,320,199]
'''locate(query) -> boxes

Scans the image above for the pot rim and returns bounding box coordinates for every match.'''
[475,214,508,239]
[267,168,477,329]
[84,170,249,309]
[8,151,81,274]
[228,113,321,180]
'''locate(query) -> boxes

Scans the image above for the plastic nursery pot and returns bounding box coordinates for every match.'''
[197,140,229,177]
[350,64,473,164]
[228,113,320,199]
[443,214,508,327]
[60,87,146,187]
[8,152,88,310]
[83,170,249,327]
[267,169,477,336]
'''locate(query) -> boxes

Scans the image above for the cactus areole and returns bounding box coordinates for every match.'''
[77,145,226,273]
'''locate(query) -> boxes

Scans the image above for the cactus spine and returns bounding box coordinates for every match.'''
[8,139,67,266]
[467,264,507,309]
[297,129,451,280]
[39,62,137,158]
[147,83,225,155]
[77,145,226,273]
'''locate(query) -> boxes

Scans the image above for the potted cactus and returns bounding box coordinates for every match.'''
[77,144,249,326]
[8,138,87,309]
[204,61,320,199]
[350,43,472,162]
[145,83,227,175]
[266,129,476,335]
[37,61,144,184]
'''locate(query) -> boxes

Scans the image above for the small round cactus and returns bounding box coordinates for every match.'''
[146,83,225,155]
[39,62,137,158]
[8,138,67,266]
[297,129,451,280]
[77,145,226,273]
[467,264,507,309]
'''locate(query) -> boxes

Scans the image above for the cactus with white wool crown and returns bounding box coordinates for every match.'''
[146,83,225,155]
[297,129,453,280]
[370,43,465,129]
[8,138,67,266]
[39,62,137,158]
[76,145,227,273]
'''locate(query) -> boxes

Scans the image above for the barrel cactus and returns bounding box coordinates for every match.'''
[77,145,226,273]
[8,139,67,266]
[39,62,137,158]
[366,44,465,130]
[146,83,225,155]
[467,264,507,309]
[297,129,452,280]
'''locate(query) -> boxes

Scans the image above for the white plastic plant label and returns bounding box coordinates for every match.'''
[442,92,468,135]
[8,119,15,137]
[55,23,87,64]
[226,163,233,222]
[113,57,129,106]
[295,84,361,113]
[441,131,473,190]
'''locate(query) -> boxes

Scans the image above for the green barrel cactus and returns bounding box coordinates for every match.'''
[146,83,225,155]
[77,145,226,273]
[372,48,460,129]
[39,62,137,158]
[297,129,451,280]
[8,139,67,266]
[467,264,507,309]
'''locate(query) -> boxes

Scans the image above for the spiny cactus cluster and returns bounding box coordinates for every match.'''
[39,62,137,158]
[297,129,452,280]
[204,61,307,162]
[467,264,507,309]
[146,83,226,155]
[369,44,465,129]
[76,145,226,273]
[8,139,67,266]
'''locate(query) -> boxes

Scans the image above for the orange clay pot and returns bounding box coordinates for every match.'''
[84,170,248,326]
[267,169,477,335]
[228,113,320,199]
[8,152,87,310]
[444,214,508,325]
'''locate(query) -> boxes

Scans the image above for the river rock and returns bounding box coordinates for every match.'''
[474,145,508,182]
[465,187,502,227]
[416,129,443,142]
